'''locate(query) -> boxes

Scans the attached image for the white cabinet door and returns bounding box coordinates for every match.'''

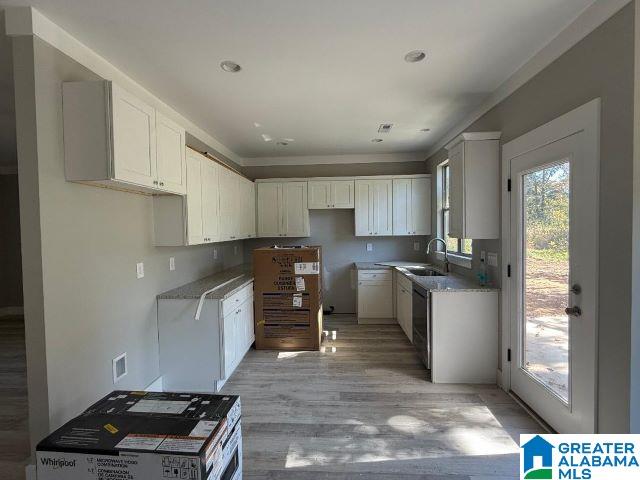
[355,180,374,236]
[411,177,431,235]
[358,284,393,318]
[308,181,332,209]
[448,142,465,239]
[247,181,256,238]
[201,160,220,243]
[155,112,186,194]
[240,297,254,351]
[373,180,393,236]
[392,179,412,235]
[185,151,204,245]
[282,182,310,237]
[257,183,282,237]
[223,309,238,378]
[218,167,240,241]
[332,180,355,208]
[111,83,157,188]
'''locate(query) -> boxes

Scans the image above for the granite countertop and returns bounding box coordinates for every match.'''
[354,261,498,292]
[158,264,254,300]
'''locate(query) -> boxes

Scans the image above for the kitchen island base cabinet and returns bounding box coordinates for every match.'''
[158,283,254,392]
[431,290,498,384]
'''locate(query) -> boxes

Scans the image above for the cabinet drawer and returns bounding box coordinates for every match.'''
[358,270,392,283]
[222,283,253,317]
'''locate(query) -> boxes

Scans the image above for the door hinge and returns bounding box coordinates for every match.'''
[507,348,512,362]
[507,264,511,277]
[507,178,512,192]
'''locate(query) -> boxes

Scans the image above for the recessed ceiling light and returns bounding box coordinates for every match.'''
[277,141,289,146]
[371,138,383,143]
[404,50,426,63]
[253,122,262,128]
[282,138,295,143]
[261,134,272,142]
[420,128,431,132]
[220,60,241,72]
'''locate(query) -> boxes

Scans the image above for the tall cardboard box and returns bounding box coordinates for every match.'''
[253,246,323,350]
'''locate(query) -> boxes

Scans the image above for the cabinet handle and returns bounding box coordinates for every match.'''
[153,180,158,185]
[160,182,164,186]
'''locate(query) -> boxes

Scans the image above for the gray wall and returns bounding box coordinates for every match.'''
[632,0,640,435]
[244,210,429,313]
[242,162,429,312]
[13,36,245,450]
[0,10,17,168]
[425,4,634,433]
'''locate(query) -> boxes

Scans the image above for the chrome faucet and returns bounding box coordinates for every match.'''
[426,237,449,273]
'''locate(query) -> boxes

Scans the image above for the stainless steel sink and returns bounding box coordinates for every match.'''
[406,268,445,277]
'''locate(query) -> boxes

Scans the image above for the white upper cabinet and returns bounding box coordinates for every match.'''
[355,179,393,236]
[153,149,254,246]
[392,176,431,236]
[445,132,501,239]
[257,181,310,237]
[63,81,185,195]
[155,112,187,194]
[308,180,354,209]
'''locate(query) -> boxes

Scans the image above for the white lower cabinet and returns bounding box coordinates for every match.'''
[158,282,254,392]
[357,270,393,323]
[395,272,413,341]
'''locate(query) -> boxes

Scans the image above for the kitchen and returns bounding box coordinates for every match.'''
[1,1,638,480]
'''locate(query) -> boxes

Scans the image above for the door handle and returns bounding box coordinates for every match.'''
[565,306,582,317]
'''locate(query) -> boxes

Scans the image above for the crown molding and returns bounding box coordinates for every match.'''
[4,6,245,167]
[243,152,427,167]
[425,0,631,160]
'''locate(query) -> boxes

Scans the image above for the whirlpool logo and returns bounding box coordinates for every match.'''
[40,457,77,470]
[520,434,640,480]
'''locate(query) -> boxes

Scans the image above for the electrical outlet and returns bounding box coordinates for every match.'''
[414,242,420,251]
[366,243,373,252]
[480,250,486,262]
[136,262,144,279]
[234,245,238,255]
[213,248,218,260]
[169,257,175,271]
[487,252,498,267]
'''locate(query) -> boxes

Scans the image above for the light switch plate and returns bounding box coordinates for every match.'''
[487,252,498,267]
[136,262,144,279]
[169,257,175,271]
[366,243,373,252]
[234,245,238,255]
[213,248,218,260]
[414,242,420,251]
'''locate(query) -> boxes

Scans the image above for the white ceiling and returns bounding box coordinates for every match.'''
[0,0,595,159]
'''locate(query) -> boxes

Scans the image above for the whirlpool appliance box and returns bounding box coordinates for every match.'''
[36,390,242,480]
[253,246,323,351]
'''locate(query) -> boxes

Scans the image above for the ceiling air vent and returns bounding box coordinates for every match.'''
[378,123,393,134]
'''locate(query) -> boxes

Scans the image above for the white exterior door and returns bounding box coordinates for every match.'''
[155,112,186,194]
[201,160,220,243]
[185,151,204,245]
[111,84,157,187]
[257,183,282,237]
[504,100,599,433]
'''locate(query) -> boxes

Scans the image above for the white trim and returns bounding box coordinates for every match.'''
[112,352,128,383]
[427,0,630,160]
[256,174,430,183]
[0,306,24,317]
[243,152,427,167]
[0,165,18,175]
[501,98,600,429]
[435,251,472,269]
[444,131,502,151]
[4,6,244,167]
[145,376,164,392]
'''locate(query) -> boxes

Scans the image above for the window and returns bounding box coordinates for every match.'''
[440,162,472,256]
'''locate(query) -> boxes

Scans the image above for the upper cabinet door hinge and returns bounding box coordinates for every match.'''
[507,178,512,192]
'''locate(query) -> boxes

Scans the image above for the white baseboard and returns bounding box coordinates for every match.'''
[25,464,36,480]
[145,376,163,392]
[0,306,24,317]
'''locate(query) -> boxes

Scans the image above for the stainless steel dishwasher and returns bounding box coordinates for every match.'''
[412,284,431,371]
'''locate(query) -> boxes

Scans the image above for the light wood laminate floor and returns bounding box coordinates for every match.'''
[221,315,542,480]
[0,316,29,480]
